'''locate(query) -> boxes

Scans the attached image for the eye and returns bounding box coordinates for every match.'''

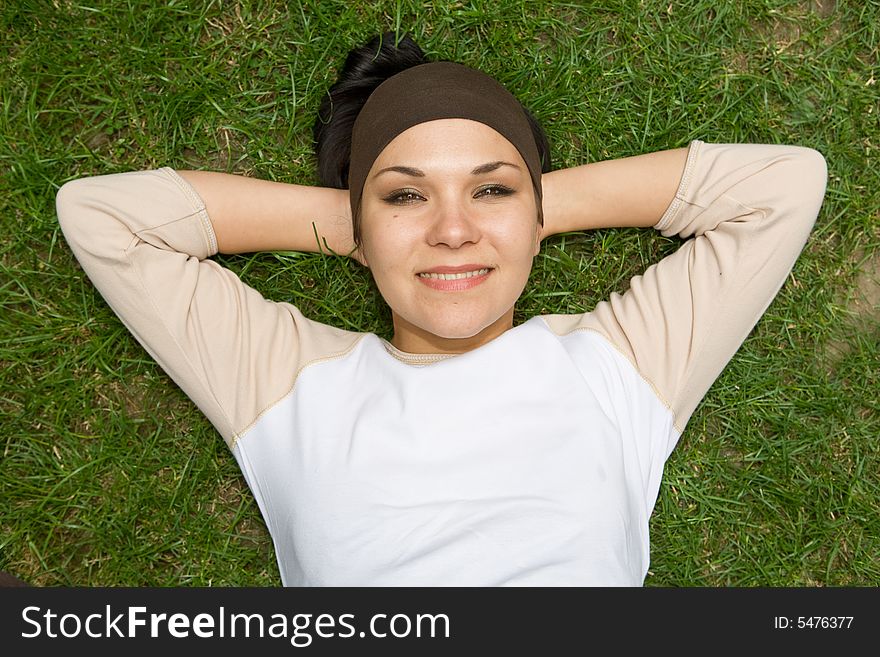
[383,189,425,205]
[475,184,514,199]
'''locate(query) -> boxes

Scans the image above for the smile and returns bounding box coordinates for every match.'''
[418,268,490,280]
[416,268,493,291]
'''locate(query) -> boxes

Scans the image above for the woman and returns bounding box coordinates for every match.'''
[55,33,827,586]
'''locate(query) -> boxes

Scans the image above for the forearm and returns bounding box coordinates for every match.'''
[540,147,689,237]
[175,170,354,256]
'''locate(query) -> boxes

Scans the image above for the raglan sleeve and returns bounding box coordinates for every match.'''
[561,141,828,444]
[55,168,356,447]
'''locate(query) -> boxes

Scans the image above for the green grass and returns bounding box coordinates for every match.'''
[1,0,878,586]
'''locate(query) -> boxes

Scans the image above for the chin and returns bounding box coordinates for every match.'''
[417,310,504,341]
[389,296,516,348]
[429,325,487,340]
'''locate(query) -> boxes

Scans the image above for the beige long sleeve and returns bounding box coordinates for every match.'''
[56,168,361,447]
[544,141,828,435]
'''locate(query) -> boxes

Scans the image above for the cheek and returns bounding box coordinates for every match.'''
[360,216,417,272]
[495,199,540,258]
[496,224,540,264]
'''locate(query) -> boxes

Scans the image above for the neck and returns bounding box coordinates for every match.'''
[390,309,515,355]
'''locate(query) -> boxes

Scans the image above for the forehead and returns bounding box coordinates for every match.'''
[371,118,524,170]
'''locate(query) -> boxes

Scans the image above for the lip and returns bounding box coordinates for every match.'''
[415,265,493,292]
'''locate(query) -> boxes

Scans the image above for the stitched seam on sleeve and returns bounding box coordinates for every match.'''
[161,167,204,210]
[541,320,682,434]
[654,139,703,232]
[230,335,368,450]
[160,167,218,255]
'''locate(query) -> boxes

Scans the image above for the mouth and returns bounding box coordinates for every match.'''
[416,266,494,291]
[417,267,491,281]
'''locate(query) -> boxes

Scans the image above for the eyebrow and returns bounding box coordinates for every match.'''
[373,160,521,179]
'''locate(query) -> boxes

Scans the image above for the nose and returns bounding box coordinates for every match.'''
[425,196,481,249]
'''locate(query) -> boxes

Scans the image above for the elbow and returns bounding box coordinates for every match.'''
[56,176,114,255]
[797,146,828,188]
[785,146,828,210]
[55,177,92,236]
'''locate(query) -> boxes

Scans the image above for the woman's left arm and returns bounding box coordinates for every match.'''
[540,147,689,237]
[541,141,828,438]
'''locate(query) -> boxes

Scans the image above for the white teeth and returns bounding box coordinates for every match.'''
[418,268,490,280]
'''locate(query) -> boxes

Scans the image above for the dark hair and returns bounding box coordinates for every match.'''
[314,32,429,189]
[313,32,552,240]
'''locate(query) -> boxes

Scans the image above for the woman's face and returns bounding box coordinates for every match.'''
[359,118,542,354]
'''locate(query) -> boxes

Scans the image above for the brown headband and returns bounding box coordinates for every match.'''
[349,61,543,232]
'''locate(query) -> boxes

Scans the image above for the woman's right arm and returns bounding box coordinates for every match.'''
[56,169,362,448]
[174,170,357,258]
